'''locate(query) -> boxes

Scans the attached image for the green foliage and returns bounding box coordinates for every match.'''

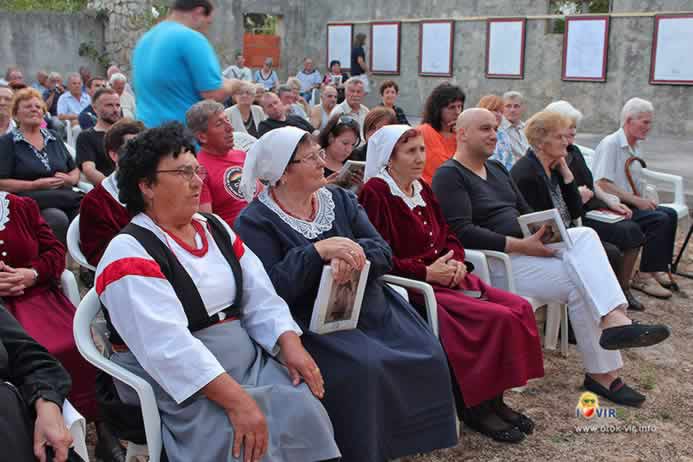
[548,0,612,34]
[1,0,88,12]
[244,13,279,35]
[79,41,110,69]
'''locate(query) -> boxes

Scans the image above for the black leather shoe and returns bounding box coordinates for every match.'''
[599,323,671,350]
[461,404,526,443]
[624,289,645,311]
[584,375,645,407]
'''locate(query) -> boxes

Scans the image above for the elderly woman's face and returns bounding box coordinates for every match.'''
[236,86,255,106]
[540,128,570,161]
[389,135,426,183]
[16,97,44,127]
[147,151,205,219]
[285,140,327,191]
[566,122,577,145]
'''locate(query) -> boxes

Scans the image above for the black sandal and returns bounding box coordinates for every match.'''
[461,404,526,443]
[491,395,535,434]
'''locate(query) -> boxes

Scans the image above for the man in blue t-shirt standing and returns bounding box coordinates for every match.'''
[132,0,239,128]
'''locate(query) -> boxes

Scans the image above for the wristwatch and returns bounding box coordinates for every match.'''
[30,268,39,281]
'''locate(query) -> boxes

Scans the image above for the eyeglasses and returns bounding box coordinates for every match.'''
[289,149,326,165]
[156,165,207,181]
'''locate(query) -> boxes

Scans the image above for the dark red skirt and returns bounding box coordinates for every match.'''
[434,274,544,407]
[5,284,99,420]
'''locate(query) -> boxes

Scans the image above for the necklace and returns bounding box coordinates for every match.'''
[270,188,317,221]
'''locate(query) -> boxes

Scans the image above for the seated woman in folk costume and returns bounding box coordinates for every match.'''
[358,125,545,443]
[95,123,340,462]
[234,126,458,462]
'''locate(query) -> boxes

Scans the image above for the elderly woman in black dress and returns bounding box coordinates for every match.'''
[235,126,457,462]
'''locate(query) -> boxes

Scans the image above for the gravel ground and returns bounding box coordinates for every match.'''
[82,235,693,462]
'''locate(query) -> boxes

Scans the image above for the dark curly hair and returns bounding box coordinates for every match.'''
[421,82,466,132]
[117,122,196,215]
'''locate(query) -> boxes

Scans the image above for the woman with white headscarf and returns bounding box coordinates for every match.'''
[358,125,545,444]
[235,126,458,462]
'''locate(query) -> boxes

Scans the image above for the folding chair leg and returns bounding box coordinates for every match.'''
[544,303,562,350]
[560,304,569,357]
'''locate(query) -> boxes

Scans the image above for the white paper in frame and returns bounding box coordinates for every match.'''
[420,21,454,76]
[650,15,693,85]
[517,209,573,250]
[309,261,371,335]
[327,24,353,72]
[486,19,525,78]
[562,16,609,81]
[371,22,400,74]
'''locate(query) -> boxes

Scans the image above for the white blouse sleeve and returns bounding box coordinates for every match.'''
[216,216,302,355]
[95,234,225,404]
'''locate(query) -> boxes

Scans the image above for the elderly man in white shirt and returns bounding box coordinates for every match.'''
[592,97,678,299]
[222,53,253,81]
[57,73,91,127]
[329,77,369,145]
[498,90,529,165]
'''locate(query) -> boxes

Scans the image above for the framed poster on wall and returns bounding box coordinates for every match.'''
[419,20,454,77]
[370,22,401,74]
[486,18,526,79]
[561,16,610,82]
[650,14,693,85]
[327,24,354,72]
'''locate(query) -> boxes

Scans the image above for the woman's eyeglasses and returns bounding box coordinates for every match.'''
[289,149,326,165]
[156,165,207,181]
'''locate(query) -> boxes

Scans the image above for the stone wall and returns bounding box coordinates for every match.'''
[0,11,104,78]
[296,0,693,136]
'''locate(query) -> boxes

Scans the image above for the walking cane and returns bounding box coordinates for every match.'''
[625,157,681,290]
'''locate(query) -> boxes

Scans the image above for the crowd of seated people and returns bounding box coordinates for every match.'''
[0,42,682,462]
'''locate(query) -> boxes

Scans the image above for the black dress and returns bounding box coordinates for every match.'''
[235,186,457,462]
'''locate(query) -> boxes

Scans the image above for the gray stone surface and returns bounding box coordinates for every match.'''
[0,11,105,78]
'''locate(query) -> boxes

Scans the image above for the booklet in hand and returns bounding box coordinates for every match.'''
[517,208,573,249]
[309,261,371,334]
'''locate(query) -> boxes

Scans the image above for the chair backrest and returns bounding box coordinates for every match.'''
[60,269,81,307]
[67,215,97,272]
[73,289,163,462]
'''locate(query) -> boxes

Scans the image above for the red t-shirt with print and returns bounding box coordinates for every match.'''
[198,148,254,228]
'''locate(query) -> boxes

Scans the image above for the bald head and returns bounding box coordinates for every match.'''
[454,108,498,161]
[456,108,495,131]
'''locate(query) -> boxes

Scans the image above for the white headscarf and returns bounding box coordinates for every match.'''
[364,124,412,181]
[240,126,308,200]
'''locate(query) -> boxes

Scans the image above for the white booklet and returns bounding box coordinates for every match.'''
[309,261,371,334]
[585,209,625,223]
[338,160,365,178]
[517,209,573,249]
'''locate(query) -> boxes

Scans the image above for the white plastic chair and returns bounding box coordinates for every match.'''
[577,144,689,224]
[480,250,569,357]
[65,124,81,149]
[66,215,96,272]
[64,144,94,194]
[74,289,162,462]
[60,269,81,307]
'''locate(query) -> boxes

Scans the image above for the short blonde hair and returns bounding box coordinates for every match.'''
[11,87,46,118]
[524,111,571,148]
[477,95,504,113]
[234,80,256,96]
[286,77,301,92]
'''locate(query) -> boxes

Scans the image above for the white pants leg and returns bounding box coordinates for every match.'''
[493,227,625,373]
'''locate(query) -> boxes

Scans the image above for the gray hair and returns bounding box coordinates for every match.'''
[277,84,293,97]
[344,77,364,89]
[544,100,583,125]
[286,77,301,91]
[109,72,127,84]
[620,97,654,126]
[502,90,524,102]
[235,80,256,95]
[48,72,62,81]
[185,99,224,135]
[66,72,81,83]
[264,57,273,66]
